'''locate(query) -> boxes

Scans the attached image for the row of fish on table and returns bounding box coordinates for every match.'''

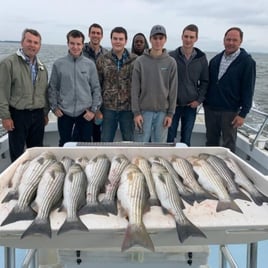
[0,150,267,252]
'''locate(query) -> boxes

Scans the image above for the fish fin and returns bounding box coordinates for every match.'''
[100,199,118,215]
[78,203,109,216]
[57,217,89,235]
[175,219,207,243]
[216,200,243,213]
[1,204,37,226]
[148,197,161,207]
[194,191,218,203]
[21,218,52,239]
[1,190,19,203]
[121,223,155,252]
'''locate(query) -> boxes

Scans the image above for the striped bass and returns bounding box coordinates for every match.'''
[132,156,160,206]
[188,156,242,213]
[151,162,206,243]
[60,156,74,173]
[1,151,56,226]
[75,156,89,170]
[170,156,216,203]
[21,161,66,238]
[58,163,88,235]
[199,153,250,201]
[148,156,194,206]
[1,159,30,203]
[101,154,130,215]
[117,163,154,252]
[79,154,110,215]
[224,157,268,206]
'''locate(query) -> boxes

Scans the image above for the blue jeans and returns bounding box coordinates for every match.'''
[134,111,168,143]
[58,113,93,146]
[101,109,134,142]
[167,106,197,146]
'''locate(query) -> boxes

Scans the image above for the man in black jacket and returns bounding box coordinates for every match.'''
[203,27,256,152]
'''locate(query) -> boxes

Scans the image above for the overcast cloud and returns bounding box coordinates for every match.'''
[1,0,267,52]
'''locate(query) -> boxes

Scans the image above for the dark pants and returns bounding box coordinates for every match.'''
[92,123,101,142]
[204,106,237,153]
[167,106,197,146]
[58,113,93,147]
[8,107,45,162]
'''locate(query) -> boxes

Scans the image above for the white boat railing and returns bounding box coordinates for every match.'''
[240,108,268,151]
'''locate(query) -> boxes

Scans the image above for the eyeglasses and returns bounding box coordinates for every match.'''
[152,35,165,40]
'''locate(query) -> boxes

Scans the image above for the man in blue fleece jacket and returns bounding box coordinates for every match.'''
[203,27,256,152]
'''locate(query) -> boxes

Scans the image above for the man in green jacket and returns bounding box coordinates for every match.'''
[0,28,49,162]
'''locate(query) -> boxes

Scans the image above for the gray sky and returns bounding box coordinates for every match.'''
[1,0,268,53]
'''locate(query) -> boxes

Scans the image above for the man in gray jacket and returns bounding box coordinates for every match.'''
[48,29,102,146]
[131,25,177,143]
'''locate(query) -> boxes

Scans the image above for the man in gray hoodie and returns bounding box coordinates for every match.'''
[48,29,102,146]
[131,25,177,142]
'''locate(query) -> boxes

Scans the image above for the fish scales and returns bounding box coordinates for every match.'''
[148,156,194,205]
[132,156,159,206]
[1,151,57,226]
[21,161,66,238]
[170,156,216,202]
[199,153,250,201]
[189,156,242,213]
[79,154,110,215]
[58,163,88,235]
[101,154,130,215]
[151,162,206,243]
[224,157,268,205]
[117,163,154,252]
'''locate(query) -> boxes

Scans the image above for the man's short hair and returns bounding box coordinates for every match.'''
[182,24,199,38]
[89,23,103,35]
[21,28,42,42]
[66,30,85,43]
[110,27,128,40]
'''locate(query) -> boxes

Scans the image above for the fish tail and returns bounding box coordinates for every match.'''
[1,205,37,226]
[180,193,195,206]
[193,191,216,203]
[250,192,268,206]
[78,202,108,216]
[121,223,155,252]
[1,190,19,203]
[216,200,243,213]
[175,218,207,243]
[21,218,51,239]
[230,189,251,202]
[57,217,89,235]
[100,199,118,215]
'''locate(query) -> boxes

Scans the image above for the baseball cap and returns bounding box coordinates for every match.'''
[150,25,166,37]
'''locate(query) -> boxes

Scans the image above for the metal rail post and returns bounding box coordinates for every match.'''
[247,242,258,268]
[4,247,15,268]
[219,245,238,268]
